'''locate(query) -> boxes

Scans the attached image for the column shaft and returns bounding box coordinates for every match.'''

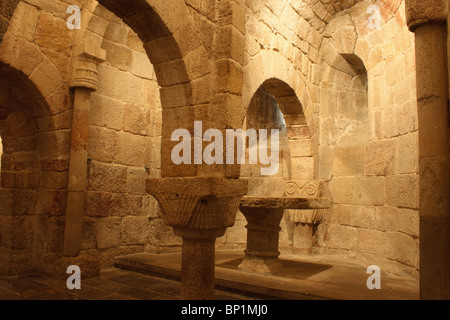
[415,22,450,299]
[239,207,284,274]
[181,238,216,300]
[63,88,92,257]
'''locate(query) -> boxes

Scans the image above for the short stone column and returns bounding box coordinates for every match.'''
[238,180,330,275]
[289,209,324,255]
[238,206,284,274]
[147,177,248,300]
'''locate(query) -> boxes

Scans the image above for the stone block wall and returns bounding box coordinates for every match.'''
[0,0,420,279]
[316,0,419,278]
[0,0,74,275]
[232,0,419,278]
[80,7,181,268]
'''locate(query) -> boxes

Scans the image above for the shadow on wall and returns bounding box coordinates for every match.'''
[0,62,67,276]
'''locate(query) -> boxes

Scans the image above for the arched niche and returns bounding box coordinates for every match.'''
[242,78,314,181]
[319,51,369,180]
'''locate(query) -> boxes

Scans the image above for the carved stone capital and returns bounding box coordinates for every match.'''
[405,0,448,31]
[146,177,248,233]
[70,44,106,91]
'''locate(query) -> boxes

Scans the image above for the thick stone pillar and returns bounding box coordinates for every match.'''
[147,177,248,300]
[238,207,284,274]
[63,45,105,257]
[175,228,224,300]
[405,0,450,299]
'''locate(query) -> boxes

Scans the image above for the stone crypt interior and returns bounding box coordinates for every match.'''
[0,0,449,300]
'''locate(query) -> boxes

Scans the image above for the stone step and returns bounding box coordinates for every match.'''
[114,250,419,300]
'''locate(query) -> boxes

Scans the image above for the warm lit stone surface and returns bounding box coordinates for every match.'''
[0,0,446,300]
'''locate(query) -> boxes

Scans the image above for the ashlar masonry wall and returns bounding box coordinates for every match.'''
[226,0,419,278]
[0,0,420,279]
[317,0,419,278]
[79,4,181,268]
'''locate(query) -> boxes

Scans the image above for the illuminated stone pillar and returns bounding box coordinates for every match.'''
[405,0,450,299]
[63,45,105,257]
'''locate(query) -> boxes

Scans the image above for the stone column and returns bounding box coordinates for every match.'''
[147,177,248,300]
[289,209,324,255]
[63,45,105,257]
[175,228,224,300]
[237,196,330,275]
[238,207,284,274]
[293,223,314,255]
[405,0,450,299]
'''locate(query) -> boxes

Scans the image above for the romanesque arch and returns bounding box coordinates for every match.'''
[88,0,212,178]
[243,76,316,184]
[0,1,71,275]
[0,62,69,275]
[243,51,314,132]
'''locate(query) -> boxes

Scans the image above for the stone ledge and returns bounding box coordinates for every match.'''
[240,196,331,210]
[114,251,420,300]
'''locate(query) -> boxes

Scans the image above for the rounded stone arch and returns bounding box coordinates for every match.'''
[82,0,211,178]
[243,51,318,181]
[0,2,71,118]
[243,51,315,134]
[319,14,369,150]
[243,77,316,181]
[87,0,209,108]
[0,7,71,275]
[0,2,71,162]
[0,60,58,184]
[0,5,71,155]
[257,78,308,126]
[0,61,70,275]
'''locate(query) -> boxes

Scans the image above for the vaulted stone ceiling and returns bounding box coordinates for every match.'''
[285,0,370,33]
[287,0,401,34]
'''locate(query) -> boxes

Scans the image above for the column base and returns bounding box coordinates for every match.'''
[238,254,282,275]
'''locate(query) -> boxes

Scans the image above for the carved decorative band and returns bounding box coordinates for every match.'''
[150,192,244,230]
[284,181,324,198]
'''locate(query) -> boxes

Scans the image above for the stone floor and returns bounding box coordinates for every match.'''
[0,250,420,300]
[116,250,420,300]
[0,267,258,300]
